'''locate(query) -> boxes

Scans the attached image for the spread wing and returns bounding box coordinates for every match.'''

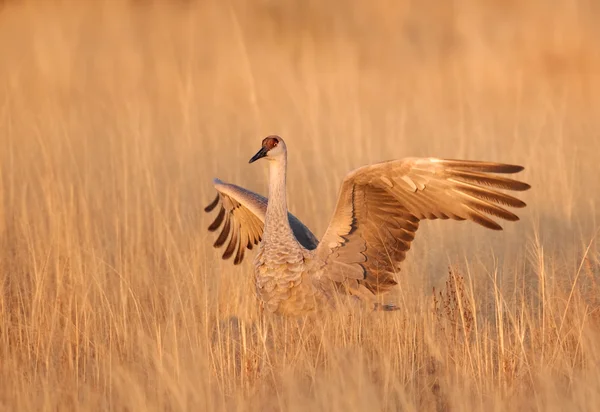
[316,158,531,293]
[205,179,318,265]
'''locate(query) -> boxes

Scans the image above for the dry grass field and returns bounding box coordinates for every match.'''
[1,0,600,410]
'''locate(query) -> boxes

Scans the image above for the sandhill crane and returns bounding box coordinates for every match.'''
[205,136,530,316]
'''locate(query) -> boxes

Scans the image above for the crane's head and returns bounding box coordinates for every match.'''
[249,135,286,163]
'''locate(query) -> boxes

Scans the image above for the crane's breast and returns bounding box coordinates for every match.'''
[253,247,319,315]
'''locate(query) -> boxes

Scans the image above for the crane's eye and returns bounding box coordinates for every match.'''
[262,136,280,150]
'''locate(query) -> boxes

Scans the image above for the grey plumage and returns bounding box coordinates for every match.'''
[206,136,530,316]
[205,179,318,265]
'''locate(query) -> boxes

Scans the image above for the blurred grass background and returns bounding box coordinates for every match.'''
[0,0,599,410]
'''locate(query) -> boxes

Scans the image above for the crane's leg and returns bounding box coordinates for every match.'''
[256,300,271,376]
[257,300,268,347]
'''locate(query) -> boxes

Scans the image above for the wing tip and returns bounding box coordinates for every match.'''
[207,207,225,231]
[233,253,245,264]
[442,159,528,174]
[204,194,220,213]
[506,179,531,192]
[518,182,532,191]
[469,211,504,231]
[205,178,227,213]
[502,164,525,173]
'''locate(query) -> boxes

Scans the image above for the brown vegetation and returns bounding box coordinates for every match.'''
[0,0,599,410]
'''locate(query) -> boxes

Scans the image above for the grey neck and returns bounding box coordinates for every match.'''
[263,155,295,244]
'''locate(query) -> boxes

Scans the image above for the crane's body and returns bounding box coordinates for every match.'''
[205,136,530,316]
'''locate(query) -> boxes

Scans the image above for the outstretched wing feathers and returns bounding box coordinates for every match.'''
[317,158,530,293]
[205,179,318,265]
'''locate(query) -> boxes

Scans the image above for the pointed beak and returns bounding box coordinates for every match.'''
[249,146,268,163]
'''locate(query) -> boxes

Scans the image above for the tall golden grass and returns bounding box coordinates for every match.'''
[0,0,599,410]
